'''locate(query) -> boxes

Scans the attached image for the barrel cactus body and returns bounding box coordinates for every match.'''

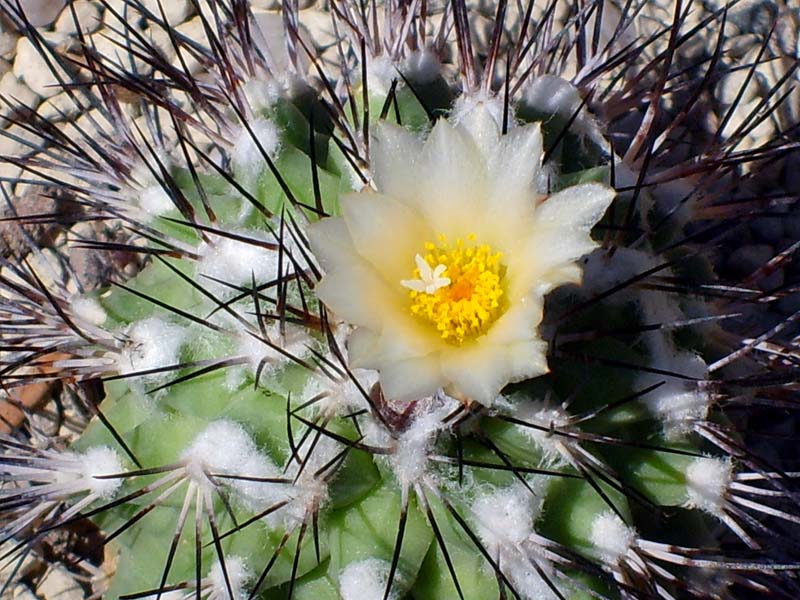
[1,1,798,599]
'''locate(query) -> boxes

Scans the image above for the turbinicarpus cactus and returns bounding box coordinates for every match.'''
[1,1,798,598]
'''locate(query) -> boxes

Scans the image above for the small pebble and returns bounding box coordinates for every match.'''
[140,0,192,23]
[38,92,81,121]
[13,34,70,98]
[0,21,17,58]
[708,0,780,36]
[717,67,760,107]
[14,0,67,27]
[12,586,38,600]
[774,8,799,56]
[718,97,776,150]
[172,17,207,74]
[0,70,38,114]
[145,25,177,63]
[54,1,103,35]
[726,33,760,59]
[87,27,151,73]
[36,566,85,600]
[0,122,40,156]
[0,160,22,183]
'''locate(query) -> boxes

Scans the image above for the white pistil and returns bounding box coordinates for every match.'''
[400,254,450,295]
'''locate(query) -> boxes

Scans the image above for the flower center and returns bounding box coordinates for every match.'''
[401,234,505,344]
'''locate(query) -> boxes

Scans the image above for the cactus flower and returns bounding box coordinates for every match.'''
[309,106,615,405]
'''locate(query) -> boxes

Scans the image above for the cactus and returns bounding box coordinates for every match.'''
[1,1,798,599]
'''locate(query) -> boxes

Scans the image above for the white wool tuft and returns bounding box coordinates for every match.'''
[450,93,505,135]
[117,317,185,380]
[590,512,637,565]
[404,50,441,84]
[520,75,607,150]
[197,230,286,297]
[183,420,336,531]
[207,556,251,600]
[503,553,560,600]
[508,399,570,466]
[233,321,311,385]
[243,79,283,112]
[389,396,459,487]
[684,456,732,517]
[182,421,277,501]
[231,118,281,173]
[139,184,175,217]
[233,450,284,512]
[649,387,711,438]
[70,296,107,326]
[361,412,394,449]
[471,483,557,600]
[472,484,538,550]
[128,154,175,220]
[366,55,397,95]
[522,75,581,120]
[273,435,338,529]
[339,558,398,600]
[277,473,329,530]
[642,352,711,439]
[304,369,378,418]
[78,447,124,499]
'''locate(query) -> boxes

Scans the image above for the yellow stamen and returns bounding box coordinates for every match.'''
[404,234,505,344]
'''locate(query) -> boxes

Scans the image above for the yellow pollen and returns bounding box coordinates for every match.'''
[404,234,505,344]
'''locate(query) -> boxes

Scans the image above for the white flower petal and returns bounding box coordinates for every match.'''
[442,337,550,405]
[416,119,489,234]
[307,217,358,272]
[440,343,514,405]
[487,123,543,221]
[483,299,544,346]
[505,339,550,383]
[347,327,381,365]
[370,121,423,204]
[349,316,444,366]
[378,355,447,402]
[457,102,501,160]
[341,191,433,283]
[534,183,614,231]
[507,229,599,298]
[463,123,545,248]
[487,123,542,239]
[315,264,403,330]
